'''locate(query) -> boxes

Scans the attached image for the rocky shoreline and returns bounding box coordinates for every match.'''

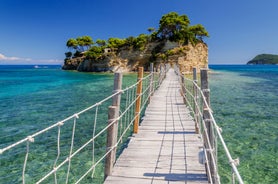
[62,41,208,73]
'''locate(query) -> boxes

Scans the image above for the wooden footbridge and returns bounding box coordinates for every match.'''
[0,64,244,184]
[104,68,208,183]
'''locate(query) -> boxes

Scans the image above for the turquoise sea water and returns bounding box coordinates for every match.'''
[0,65,137,183]
[0,65,277,183]
[209,65,278,183]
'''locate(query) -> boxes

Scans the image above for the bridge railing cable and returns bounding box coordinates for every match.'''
[174,64,244,184]
[0,64,168,184]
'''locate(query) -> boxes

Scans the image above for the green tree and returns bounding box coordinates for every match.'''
[65,51,72,59]
[157,12,190,41]
[96,39,106,47]
[82,35,94,49]
[85,46,104,60]
[76,36,93,51]
[125,36,136,47]
[134,34,149,50]
[66,38,78,51]
[188,24,209,42]
[156,12,208,44]
[66,36,93,52]
[147,27,155,33]
[107,38,126,48]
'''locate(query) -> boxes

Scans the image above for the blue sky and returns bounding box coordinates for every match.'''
[0,0,278,65]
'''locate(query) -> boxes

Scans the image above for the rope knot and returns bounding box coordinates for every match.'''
[27,136,34,143]
[74,114,79,119]
[217,126,223,133]
[206,148,214,153]
[231,158,240,166]
[58,121,64,126]
[204,118,212,123]
[113,89,123,94]
[202,89,210,93]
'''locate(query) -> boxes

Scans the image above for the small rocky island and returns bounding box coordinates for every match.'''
[247,54,278,65]
[62,12,209,73]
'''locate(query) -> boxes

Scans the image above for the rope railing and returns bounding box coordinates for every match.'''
[0,64,168,184]
[174,64,244,184]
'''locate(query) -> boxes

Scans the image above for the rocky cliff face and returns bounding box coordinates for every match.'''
[175,43,208,73]
[62,41,208,73]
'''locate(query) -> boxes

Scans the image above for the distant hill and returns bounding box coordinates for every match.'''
[247,54,278,65]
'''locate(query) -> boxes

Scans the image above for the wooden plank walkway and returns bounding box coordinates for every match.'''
[104,68,208,184]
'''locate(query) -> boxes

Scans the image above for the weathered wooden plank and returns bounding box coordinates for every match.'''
[104,68,208,183]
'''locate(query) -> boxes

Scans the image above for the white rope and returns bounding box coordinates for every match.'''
[91,104,99,178]
[175,67,244,184]
[53,124,62,184]
[119,109,123,143]
[22,136,34,184]
[1,68,167,184]
[1,79,141,155]
[66,114,78,184]
[129,87,136,128]
[0,91,119,155]
[124,89,130,131]
[181,79,220,183]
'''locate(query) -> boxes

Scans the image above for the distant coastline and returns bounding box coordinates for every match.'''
[247,54,278,65]
[0,65,61,69]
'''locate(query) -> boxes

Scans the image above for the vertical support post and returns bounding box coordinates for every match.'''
[105,73,122,178]
[105,106,117,178]
[148,63,154,103]
[134,67,143,134]
[180,75,186,104]
[164,64,167,79]
[201,68,216,183]
[112,73,122,106]
[159,64,162,85]
[193,68,199,133]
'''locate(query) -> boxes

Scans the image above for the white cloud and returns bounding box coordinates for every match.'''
[0,53,62,64]
[0,53,31,61]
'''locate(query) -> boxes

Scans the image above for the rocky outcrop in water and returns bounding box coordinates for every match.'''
[62,41,208,73]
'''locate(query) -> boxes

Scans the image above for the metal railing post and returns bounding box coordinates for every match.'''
[105,72,122,178]
[134,67,143,134]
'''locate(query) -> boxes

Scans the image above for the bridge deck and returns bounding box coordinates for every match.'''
[104,69,208,184]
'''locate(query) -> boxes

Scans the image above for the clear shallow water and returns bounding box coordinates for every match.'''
[0,65,137,183]
[209,65,278,183]
[0,65,114,146]
[0,65,277,183]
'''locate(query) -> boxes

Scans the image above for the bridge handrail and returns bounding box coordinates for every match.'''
[174,65,244,184]
[0,64,168,184]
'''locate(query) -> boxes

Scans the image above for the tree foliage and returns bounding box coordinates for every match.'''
[156,12,209,44]
[66,38,78,51]
[147,27,155,33]
[107,38,126,48]
[85,46,104,60]
[96,39,106,47]
[157,12,190,41]
[66,36,93,52]
[64,12,209,63]
[65,51,72,59]
[134,34,149,50]
[188,24,209,42]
